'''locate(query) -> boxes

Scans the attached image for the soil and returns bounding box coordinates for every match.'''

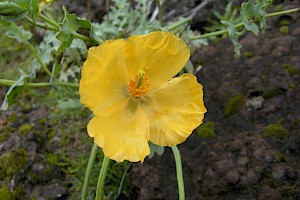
[1,0,300,200]
[130,0,300,199]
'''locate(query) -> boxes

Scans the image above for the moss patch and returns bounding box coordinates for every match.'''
[18,123,34,135]
[262,123,288,139]
[262,88,285,99]
[224,95,244,117]
[196,122,216,138]
[0,131,9,143]
[282,64,299,76]
[0,185,13,200]
[274,151,288,162]
[0,185,23,200]
[279,26,289,34]
[0,148,28,180]
[243,51,254,58]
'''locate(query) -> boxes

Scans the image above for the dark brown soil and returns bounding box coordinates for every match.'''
[130,1,300,199]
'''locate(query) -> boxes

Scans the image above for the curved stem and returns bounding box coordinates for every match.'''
[71,31,92,42]
[95,155,110,200]
[0,79,79,88]
[171,146,185,200]
[156,0,164,26]
[167,18,191,31]
[81,144,98,200]
[25,16,59,31]
[38,12,60,29]
[27,43,52,76]
[191,7,300,40]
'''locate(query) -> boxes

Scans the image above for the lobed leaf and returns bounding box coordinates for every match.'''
[0,74,30,110]
[1,21,32,43]
[241,0,260,35]
[148,142,164,159]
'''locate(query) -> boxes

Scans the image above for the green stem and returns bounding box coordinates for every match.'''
[191,7,300,40]
[71,31,92,42]
[25,16,59,31]
[0,79,79,88]
[38,12,60,29]
[167,18,192,31]
[27,43,52,76]
[81,144,98,200]
[156,0,164,26]
[265,7,300,18]
[171,146,185,200]
[95,156,110,200]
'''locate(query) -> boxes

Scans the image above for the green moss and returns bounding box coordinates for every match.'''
[279,20,291,26]
[0,131,9,143]
[0,185,13,200]
[18,123,34,135]
[0,148,28,180]
[0,185,23,200]
[274,151,288,162]
[196,122,216,138]
[279,26,289,34]
[280,185,295,197]
[38,116,47,125]
[262,88,284,99]
[197,122,217,138]
[262,123,288,139]
[243,51,254,58]
[45,153,58,165]
[7,114,16,123]
[224,95,244,117]
[282,64,299,76]
[289,83,296,89]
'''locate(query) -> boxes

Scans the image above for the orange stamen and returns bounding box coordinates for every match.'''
[129,73,150,98]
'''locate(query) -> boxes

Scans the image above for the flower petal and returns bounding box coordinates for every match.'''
[87,98,150,162]
[79,39,129,115]
[125,31,190,89]
[141,74,207,146]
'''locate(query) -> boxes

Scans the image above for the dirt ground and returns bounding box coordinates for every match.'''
[0,0,299,199]
[130,0,300,199]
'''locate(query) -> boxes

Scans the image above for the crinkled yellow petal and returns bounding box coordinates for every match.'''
[79,39,129,115]
[125,31,190,89]
[141,73,207,146]
[87,98,150,162]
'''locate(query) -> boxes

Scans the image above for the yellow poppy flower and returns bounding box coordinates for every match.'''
[79,31,207,162]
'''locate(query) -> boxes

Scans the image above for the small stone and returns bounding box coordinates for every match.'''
[247,168,261,184]
[226,170,239,184]
[237,156,250,167]
[272,163,287,180]
[204,168,216,179]
[258,186,281,200]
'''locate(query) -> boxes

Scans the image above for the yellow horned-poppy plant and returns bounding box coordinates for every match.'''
[79,31,207,162]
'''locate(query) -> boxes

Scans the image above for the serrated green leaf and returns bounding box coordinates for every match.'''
[0,74,30,110]
[148,142,164,159]
[2,21,32,43]
[78,18,101,44]
[241,1,260,35]
[56,37,72,55]
[56,6,79,43]
[221,20,241,57]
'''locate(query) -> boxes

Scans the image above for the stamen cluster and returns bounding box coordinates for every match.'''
[129,75,150,98]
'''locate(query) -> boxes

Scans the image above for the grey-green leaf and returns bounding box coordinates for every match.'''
[148,142,164,159]
[2,22,32,43]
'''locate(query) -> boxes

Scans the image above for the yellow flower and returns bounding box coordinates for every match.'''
[79,31,207,162]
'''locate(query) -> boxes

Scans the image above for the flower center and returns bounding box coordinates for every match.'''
[129,70,150,98]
